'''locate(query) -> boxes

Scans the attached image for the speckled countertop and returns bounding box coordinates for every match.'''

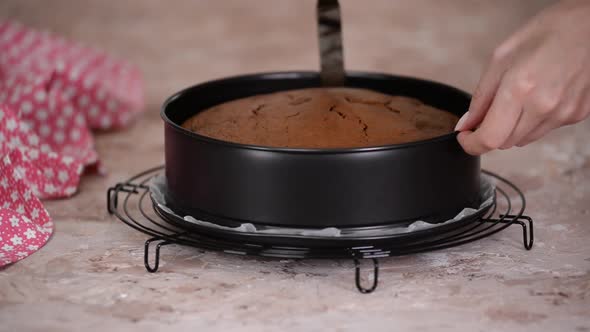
[0,1,588,331]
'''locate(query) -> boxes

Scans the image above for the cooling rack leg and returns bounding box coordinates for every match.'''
[144,237,171,273]
[518,216,534,250]
[106,186,118,214]
[498,215,534,250]
[354,258,379,294]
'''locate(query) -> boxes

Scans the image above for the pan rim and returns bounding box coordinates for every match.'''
[161,70,468,154]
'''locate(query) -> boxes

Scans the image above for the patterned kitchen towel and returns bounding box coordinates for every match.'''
[0,21,144,267]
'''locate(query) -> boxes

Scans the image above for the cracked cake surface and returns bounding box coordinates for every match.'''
[181,87,459,148]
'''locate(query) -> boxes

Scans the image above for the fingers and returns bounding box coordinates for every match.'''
[516,119,556,147]
[510,81,587,147]
[456,58,507,132]
[516,103,586,147]
[499,98,548,149]
[457,78,524,155]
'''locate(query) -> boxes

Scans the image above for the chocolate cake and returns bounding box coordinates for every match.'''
[181,87,459,148]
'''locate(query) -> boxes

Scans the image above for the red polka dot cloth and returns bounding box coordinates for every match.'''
[0,21,144,267]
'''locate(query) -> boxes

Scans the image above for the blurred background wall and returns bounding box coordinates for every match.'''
[0,0,553,110]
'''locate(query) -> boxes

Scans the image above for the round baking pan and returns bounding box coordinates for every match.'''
[161,71,480,228]
[151,187,495,248]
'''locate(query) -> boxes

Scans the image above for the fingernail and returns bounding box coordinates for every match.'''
[455,111,470,131]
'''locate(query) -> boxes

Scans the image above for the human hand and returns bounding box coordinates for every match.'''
[455,0,590,155]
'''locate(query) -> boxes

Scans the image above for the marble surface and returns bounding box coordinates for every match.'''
[1,1,589,331]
